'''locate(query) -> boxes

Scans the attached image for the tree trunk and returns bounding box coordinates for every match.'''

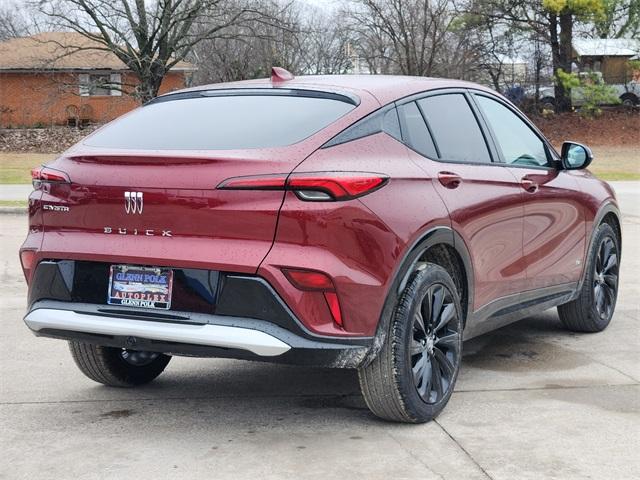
[554,12,574,112]
[135,67,165,104]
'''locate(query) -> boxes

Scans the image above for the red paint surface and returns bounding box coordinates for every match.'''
[21,75,617,337]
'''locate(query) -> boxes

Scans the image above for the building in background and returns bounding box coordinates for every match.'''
[573,38,640,84]
[0,32,195,128]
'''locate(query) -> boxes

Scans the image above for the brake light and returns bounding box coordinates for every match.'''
[19,250,37,282]
[31,166,70,189]
[217,172,388,201]
[282,268,343,328]
[288,174,387,200]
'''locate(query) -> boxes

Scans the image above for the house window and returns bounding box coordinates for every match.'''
[79,73,122,97]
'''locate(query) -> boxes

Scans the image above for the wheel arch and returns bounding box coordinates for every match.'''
[362,225,474,366]
[574,200,622,299]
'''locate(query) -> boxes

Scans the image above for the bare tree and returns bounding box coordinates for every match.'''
[296,6,354,75]
[190,0,301,84]
[346,0,468,77]
[0,1,39,40]
[34,0,279,102]
[594,0,640,39]
[191,1,354,84]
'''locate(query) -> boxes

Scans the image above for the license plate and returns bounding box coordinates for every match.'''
[108,265,173,310]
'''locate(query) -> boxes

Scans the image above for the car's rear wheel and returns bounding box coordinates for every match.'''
[358,263,463,423]
[69,341,171,387]
[540,97,556,113]
[620,93,638,108]
[558,222,619,332]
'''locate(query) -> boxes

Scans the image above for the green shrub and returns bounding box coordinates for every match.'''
[579,72,620,117]
[556,69,620,117]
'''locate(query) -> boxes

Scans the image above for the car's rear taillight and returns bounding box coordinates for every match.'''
[19,249,37,282]
[282,268,343,328]
[218,172,388,201]
[31,166,71,189]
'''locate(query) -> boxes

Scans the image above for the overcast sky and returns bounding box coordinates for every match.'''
[299,0,340,10]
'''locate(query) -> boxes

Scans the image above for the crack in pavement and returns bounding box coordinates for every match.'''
[434,419,494,480]
[385,431,446,480]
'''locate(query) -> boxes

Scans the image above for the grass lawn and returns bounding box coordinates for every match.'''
[0,200,27,207]
[0,153,56,184]
[588,146,640,181]
[0,147,637,184]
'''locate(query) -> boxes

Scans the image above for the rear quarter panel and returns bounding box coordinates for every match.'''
[258,133,450,336]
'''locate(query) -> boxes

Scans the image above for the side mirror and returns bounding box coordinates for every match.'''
[561,141,593,170]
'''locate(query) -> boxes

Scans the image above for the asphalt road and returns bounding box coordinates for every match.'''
[1,185,638,480]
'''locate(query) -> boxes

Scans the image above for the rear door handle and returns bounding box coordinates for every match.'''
[438,171,462,189]
[520,176,538,193]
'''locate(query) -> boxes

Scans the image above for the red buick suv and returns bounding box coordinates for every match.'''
[20,71,621,423]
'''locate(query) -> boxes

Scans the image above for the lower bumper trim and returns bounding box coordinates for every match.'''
[24,308,291,357]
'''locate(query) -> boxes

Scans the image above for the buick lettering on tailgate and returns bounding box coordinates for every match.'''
[108,265,174,310]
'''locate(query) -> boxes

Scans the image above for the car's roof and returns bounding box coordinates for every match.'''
[170,74,498,106]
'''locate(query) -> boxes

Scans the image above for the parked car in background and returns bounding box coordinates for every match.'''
[20,71,622,423]
[535,71,640,110]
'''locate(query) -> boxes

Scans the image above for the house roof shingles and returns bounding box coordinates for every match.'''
[0,32,196,71]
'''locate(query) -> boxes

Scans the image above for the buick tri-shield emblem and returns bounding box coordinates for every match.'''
[124,191,144,214]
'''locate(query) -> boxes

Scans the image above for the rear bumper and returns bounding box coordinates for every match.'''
[25,307,291,357]
[25,301,371,368]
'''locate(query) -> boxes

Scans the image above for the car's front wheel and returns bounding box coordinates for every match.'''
[69,341,171,387]
[358,263,463,423]
[558,222,620,332]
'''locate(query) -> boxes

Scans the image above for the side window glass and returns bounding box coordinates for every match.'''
[398,102,437,158]
[323,106,401,148]
[418,94,492,163]
[475,95,550,167]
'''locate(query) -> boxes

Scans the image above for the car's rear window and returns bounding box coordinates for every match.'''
[84,92,356,150]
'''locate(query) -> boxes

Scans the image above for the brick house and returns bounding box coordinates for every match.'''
[0,32,196,127]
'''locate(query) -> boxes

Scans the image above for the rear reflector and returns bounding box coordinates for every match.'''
[19,250,37,282]
[218,172,388,201]
[323,292,343,327]
[282,268,334,291]
[282,268,344,328]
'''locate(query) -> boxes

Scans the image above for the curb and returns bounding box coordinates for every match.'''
[0,207,27,214]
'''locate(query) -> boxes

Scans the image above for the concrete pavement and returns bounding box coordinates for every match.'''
[0,186,638,479]
[0,184,31,202]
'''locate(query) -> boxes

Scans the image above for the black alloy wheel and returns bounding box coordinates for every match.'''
[558,222,620,333]
[120,349,161,367]
[411,284,460,404]
[358,263,464,423]
[593,236,618,321]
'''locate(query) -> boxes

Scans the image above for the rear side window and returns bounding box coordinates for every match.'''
[323,106,401,147]
[84,93,355,150]
[418,94,491,163]
[397,102,438,158]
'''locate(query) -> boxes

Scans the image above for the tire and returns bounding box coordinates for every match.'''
[620,93,638,108]
[69,341,171,387]
[558,222,620,332]
[540,97,556,113]
[358,263,463,423]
